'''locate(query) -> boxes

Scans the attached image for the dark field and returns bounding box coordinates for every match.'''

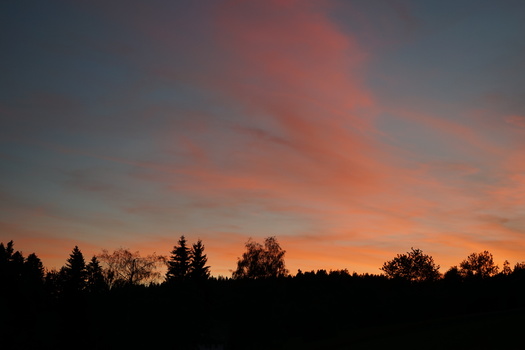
[4,274,525,349]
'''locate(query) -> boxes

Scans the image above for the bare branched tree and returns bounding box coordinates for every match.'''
[97,248,165,288]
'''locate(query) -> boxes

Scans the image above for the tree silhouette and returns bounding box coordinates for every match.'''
[443,266,462,282]
[0,241,24,291]
[459,251,499,278]
[381,247,440,282]
[233,236,288,279]
[0,240,14,266]
[502,260,512,275]
[514,262,525,273]
[189,239,210,280]
[0,241,10,289]
[62,245,87,293]
[9,251,25,289]
[98,248,163,288]
[86,256,107,292]
[44,268,62,297]
[23,253,44,289]
[166,236,191,282]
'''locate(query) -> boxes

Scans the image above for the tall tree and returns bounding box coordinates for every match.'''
[459,251,499,279]
[233,236,288,279]
[166,236,191,282]
[381,248,441,282]
[62,246,87,293]
[189,239,210,280]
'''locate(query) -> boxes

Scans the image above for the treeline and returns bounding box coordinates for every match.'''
[0,236,211,296]
[3,238,525,349]
[4,236,525,295]
[3,237,525,296]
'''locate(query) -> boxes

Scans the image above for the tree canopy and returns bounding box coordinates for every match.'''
[97,248,164,288]
[381,247,441,282]
[459,251,499,278]
[233,236,288,279]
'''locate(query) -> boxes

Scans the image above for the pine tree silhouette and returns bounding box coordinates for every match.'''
[166,236,190,282]
[62,246,87,293]
[86,256,107,293]
[189,239,210,280]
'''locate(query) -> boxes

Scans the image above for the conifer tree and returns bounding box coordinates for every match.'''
[86,256,107,292]
[10,251,25,282]
[166,236,190,282]
[189,239,210,280]
[0,241,14,266]
[24,253,44,288]
[62,245,87,293]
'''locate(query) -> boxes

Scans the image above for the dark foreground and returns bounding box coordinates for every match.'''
[3,273,525,349]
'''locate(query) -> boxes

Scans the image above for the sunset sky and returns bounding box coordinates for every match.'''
[2,0,525,276]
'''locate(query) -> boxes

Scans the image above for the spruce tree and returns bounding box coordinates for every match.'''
[189,239,210,280]
[86,256,107,293]
[166,236,190,282]
[62,245,87,293]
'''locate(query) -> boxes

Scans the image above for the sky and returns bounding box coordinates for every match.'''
[1,0,525,277]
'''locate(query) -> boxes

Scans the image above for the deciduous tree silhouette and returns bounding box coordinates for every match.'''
[502,260,512,275]
[98,248,164,288]
[459,251,499,279]
[189,239,210,280]
[514,262,525,273]
[233,236,288,279]
[381,247,440,282]
[166,236,191,282]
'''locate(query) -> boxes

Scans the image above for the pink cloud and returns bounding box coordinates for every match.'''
[505,115,525,128]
